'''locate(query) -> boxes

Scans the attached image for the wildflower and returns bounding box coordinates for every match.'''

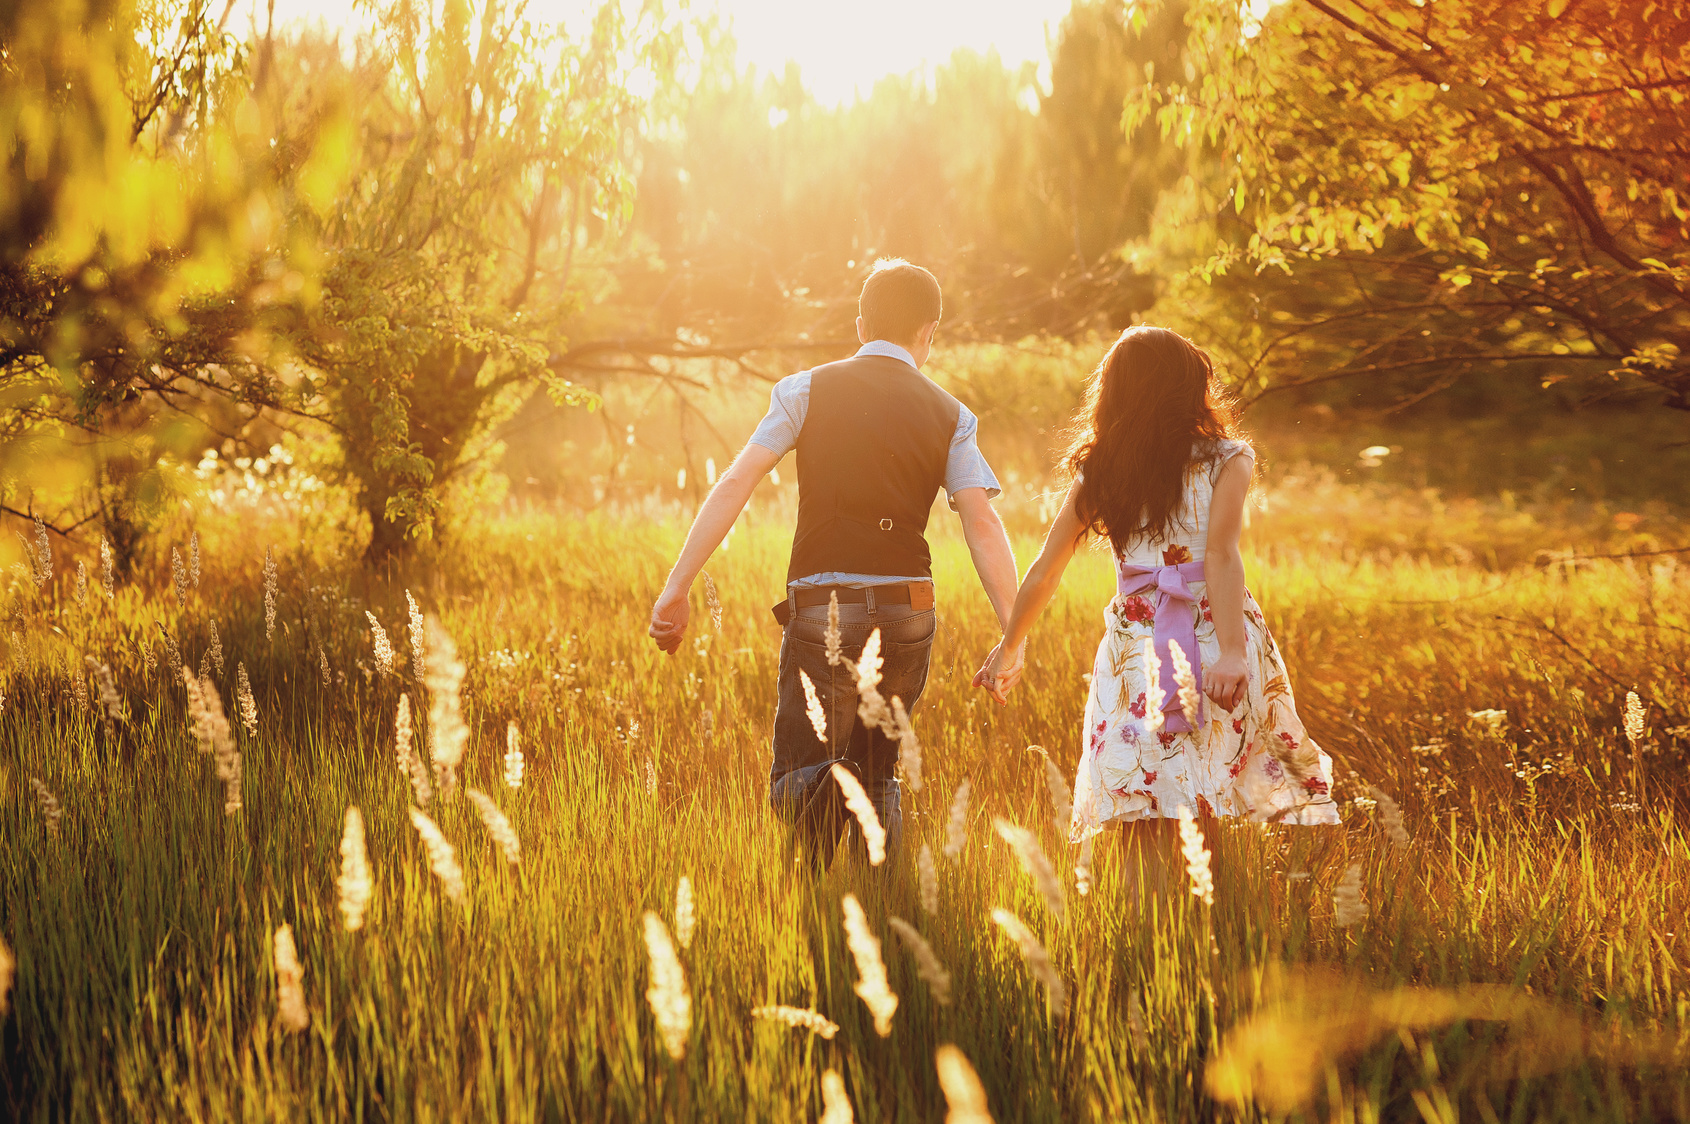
[171,547,187,609]
[424,617,468,792]
[263,548,277,642]
[751,1005,839,1039]
[208,619,224,677]
[1169,639,1199,729]
[990,908,1066,1017]
[943,780,971,860]
[1028,745,1071,834]
[1333,863,1367,927]
[917,843,939,915]
[934,1044,994,1123]
[674,875,696,950]
[74,560,87,607]
[1369,786,1410,847]
[188,531,200,590]
[273,923,309,1032]
[993,818,1065,921]
[366,612,394,675]
[100,538,114,599]
[824,591,843,666]
[800,669,827,742]
[841,893,897,1035]
[1075,833,1095,897]
[854,629,895,735]
[893,696,922,792]
[702,571,723,632]
[642,911,691,1060]
[1624,691,1646,750]
[820,1069,853,1124]
[405,590,425,681]
[888,917,952,1005]
[504,721,525,788]
[337,807,373,932]
[29,777,61,837]
[1176,805,1214,905]
[1141,639,1164,733]
[830,764,886,865]
[85,657,124,723]
[237,663,258,736]
[408,807,465,902]
[465,788,521,865]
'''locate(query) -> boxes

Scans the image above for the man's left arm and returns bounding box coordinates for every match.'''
[649,442,782,654]
[945,404,1017,628]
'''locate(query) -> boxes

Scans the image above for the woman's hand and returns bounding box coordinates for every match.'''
[1204,651,1248,712]
[973,638,1026,704]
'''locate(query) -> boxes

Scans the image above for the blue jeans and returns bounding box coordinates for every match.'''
[769,596,937,865]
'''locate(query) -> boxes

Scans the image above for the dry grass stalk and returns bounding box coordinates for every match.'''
[208,618,224,677]
[100,537,114,599]
[262,548,277,642]
[702,571,723,632]
[404,590,426,682]
[991,907,1067,1017]
[943,780,971,860]
[830,764,886,866]
[1028,746,1071,834]
[85,657,124,723]
[236,663,258,736]
[820,1069,854,1124]
[337,807,373,932]
[366,612,395,675]
[1141,638,1164,733]
[1369,786,1410,847]
[74,560,87,607]
[892,696,922,792]
[29,777,62,837]
[1624,690,1646,749]
[854,628,895,735]
[1177,806,1215,905]
[504,720,525,788]
[1075,833,1095,897]
[824,591,843,666]
[465,788,521,865]
[423,616,468,792]
[0,932,12,1016]
[934,1044,994,1123]
[642,911,691,1060]
[171,546,187,609]
[183,668,241,814]
[993,817,1065,921]
[840,893,898,1035]
[31,515,50,588]
[1333,863,1367,927]
[799,669,827,742]
[272,923,309,1032]
[1169,639,1200,729]
[188,530,200,590]
[674,875,696,950]
[750,1005,839,1039]
[917,843,939,916]
[408,807,465,901]
[888,916,952,1005]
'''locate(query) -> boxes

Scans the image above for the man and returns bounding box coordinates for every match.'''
[648,259,1018,863]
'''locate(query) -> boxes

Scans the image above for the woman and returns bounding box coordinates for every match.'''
[976,327,1339,885]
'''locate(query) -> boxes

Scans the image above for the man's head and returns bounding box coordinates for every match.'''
[856,258,942,367]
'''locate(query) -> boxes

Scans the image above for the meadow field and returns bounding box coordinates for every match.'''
[2,473,1688,1122]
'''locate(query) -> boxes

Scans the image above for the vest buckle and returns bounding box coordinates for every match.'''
[878,518,893,531]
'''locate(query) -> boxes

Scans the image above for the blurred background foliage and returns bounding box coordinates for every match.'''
[2,0,1686,566]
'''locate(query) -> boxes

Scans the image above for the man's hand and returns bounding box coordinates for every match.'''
[973,638,1026,705]
[1204,651,1248,712]
[648,585,691,655]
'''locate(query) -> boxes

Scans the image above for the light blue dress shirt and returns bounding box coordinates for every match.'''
[748,340,1002,590]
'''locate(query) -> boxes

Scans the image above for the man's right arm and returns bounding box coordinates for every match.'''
[954,487,1018,629]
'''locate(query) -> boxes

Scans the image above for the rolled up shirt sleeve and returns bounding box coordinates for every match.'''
[945,403,1001,509]
[746,371,811,458]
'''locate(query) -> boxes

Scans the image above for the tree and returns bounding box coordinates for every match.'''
[1128,0,1690,414]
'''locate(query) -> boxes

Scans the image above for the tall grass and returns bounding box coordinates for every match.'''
[0,482,1686,1120]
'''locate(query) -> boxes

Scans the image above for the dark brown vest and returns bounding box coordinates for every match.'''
[787,353,961,582]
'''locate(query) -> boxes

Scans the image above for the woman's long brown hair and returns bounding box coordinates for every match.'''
[1062,326,1243,555]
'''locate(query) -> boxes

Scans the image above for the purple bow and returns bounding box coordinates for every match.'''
[1116,559,1206,733]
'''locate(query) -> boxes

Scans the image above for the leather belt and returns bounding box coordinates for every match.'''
[772,582,935,625]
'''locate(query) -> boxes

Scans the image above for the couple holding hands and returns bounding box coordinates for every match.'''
[649,259,1337,872]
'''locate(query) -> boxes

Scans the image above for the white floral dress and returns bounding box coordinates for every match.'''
[1070,439,1341,835]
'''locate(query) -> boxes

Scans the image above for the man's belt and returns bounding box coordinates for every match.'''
[772,581,935,625]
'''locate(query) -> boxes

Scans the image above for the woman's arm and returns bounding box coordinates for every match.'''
[1201,452,1253,711]
[974,481,1088,703]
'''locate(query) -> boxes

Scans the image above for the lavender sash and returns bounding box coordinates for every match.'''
[1116,559,1205,733]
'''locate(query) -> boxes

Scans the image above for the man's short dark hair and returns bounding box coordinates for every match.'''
[859,259,942,344]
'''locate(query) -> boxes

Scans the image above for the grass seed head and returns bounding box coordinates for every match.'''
[188,530,200,590]
[337,807,374,932]
[31,515,50,588]
[840,893,898,1035]
[366,612,395,675]
[408,807,465,902]
[800,669,827,743]
[1141,638,1164,733]
[917,842,939,916]
[29,777,61,837]
[674,875,696,950]
[990,907,1067,1017]
[423,616,468,791]
[830,764,886,866]
[993,817,1066,921]
[318,644,330,687]
[854,628,895,735]
[182,668,240,813]
[262,548,277,642]
[74,560,87,607]
[750,1005,839,1039]
[935,1044,993,1123]
[465,788,521,865]
[893,696,922,792]
[943,779,971,860]
[85,657,124,723]
[208,619,224,677]
[820,1069,854,1124]
[404,590,426,682]
[272,923,309,1032]
[1368,785,1410,847]
[1075,833,1095,897]
[641,911,691,1060]
[100,537,113,599]
[171,546,187,609]
[1177,805,1215,905]
[1028,745,1071,835]
[504,720,525,788]
[1333,863,1367,927]
[156,620,182,674]
[236,663,257,736]
[72,666,88,710]
[888,916,952,1005]
[702,571,723,632]
[824,591,842,666]
[1624,690,1646,749]
[1169,639,1200,728]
